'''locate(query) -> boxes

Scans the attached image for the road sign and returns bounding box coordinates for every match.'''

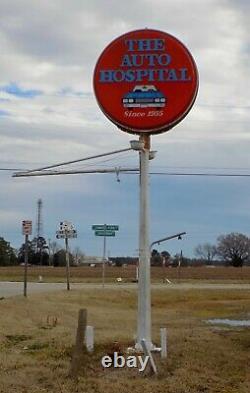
[56,230,77,239]
[22,220,32,236]
[92,225,119,231]
[56,221,77,239]
[60,221,75,230]
[106,225,119,231]
[92,225,103,230]
[95,230,115,237]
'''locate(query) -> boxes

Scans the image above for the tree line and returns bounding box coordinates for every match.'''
[0,236,75,267]
[151,233,250,268]
[1,232,250,267]
[193,233,250,267]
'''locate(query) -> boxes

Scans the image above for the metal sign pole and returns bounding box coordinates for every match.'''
[22,220,32,297]
[65,236,70,291]
[23,234,29,297]
[136,134,152,349]
[102,224,107,288]
[56,221,77,291]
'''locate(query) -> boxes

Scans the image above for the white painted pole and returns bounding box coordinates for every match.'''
[85,326,94,352]
[136,135,152,349]
[160,328,167,358]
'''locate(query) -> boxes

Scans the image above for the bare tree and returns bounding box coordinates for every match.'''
[216,233,250,267]
[194,243,217,264]
[49,241,60,266]
[161,250,171,267]
[72,246,85,265]
[150,249,162,266]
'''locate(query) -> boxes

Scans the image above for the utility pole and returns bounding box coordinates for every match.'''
[131,136,186,350]
[137,135,152,349]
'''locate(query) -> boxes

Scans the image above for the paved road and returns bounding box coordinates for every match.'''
[0,281,70,298]
[1,281,250,298]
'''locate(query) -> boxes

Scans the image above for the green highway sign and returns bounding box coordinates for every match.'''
[107,225,119,231]
[95,230,115,237]
[92,225,119,231]
[92,225,104,230]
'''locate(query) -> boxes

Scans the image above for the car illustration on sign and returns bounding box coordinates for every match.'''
[122,85,166,108]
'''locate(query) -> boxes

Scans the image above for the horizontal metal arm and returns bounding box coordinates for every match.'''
[17,147,133,175]
[150,232,186,250]
[13,167,139,177]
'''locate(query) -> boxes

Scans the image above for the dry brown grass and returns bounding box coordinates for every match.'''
[1,265,250,283]
[0,287,249,392]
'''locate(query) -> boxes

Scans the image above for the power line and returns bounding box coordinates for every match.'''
[2,165,250,178]
[149,172,250,177]
[8,167,250,178]
[0,168,28,171]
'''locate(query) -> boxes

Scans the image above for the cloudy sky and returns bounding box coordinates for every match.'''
[0,0,249,258]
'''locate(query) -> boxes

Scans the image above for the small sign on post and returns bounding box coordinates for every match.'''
[91,224,119,288]
[92,225,119,231]
[56,221,77,291]
[95,230,115,237]
[22,220,32,236]
[22,220,32,297]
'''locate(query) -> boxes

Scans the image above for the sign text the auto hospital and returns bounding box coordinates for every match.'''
[99,39,192,83]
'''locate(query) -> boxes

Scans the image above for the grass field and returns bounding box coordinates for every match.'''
[0,285,249,393]
[1,265,250,283]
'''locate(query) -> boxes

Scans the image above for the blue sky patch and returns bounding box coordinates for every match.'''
[57,87,90,97]
[0,82,43,98]
[0,109,10,117]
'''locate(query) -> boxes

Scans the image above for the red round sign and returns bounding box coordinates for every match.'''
[93,29,198,135]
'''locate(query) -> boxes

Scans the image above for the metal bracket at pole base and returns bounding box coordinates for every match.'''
[141,339,158,375]
[134,339,154,352]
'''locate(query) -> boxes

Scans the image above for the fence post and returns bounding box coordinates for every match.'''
[160,328,167,358]
[85,325,94,352]
[69,309,87,378]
